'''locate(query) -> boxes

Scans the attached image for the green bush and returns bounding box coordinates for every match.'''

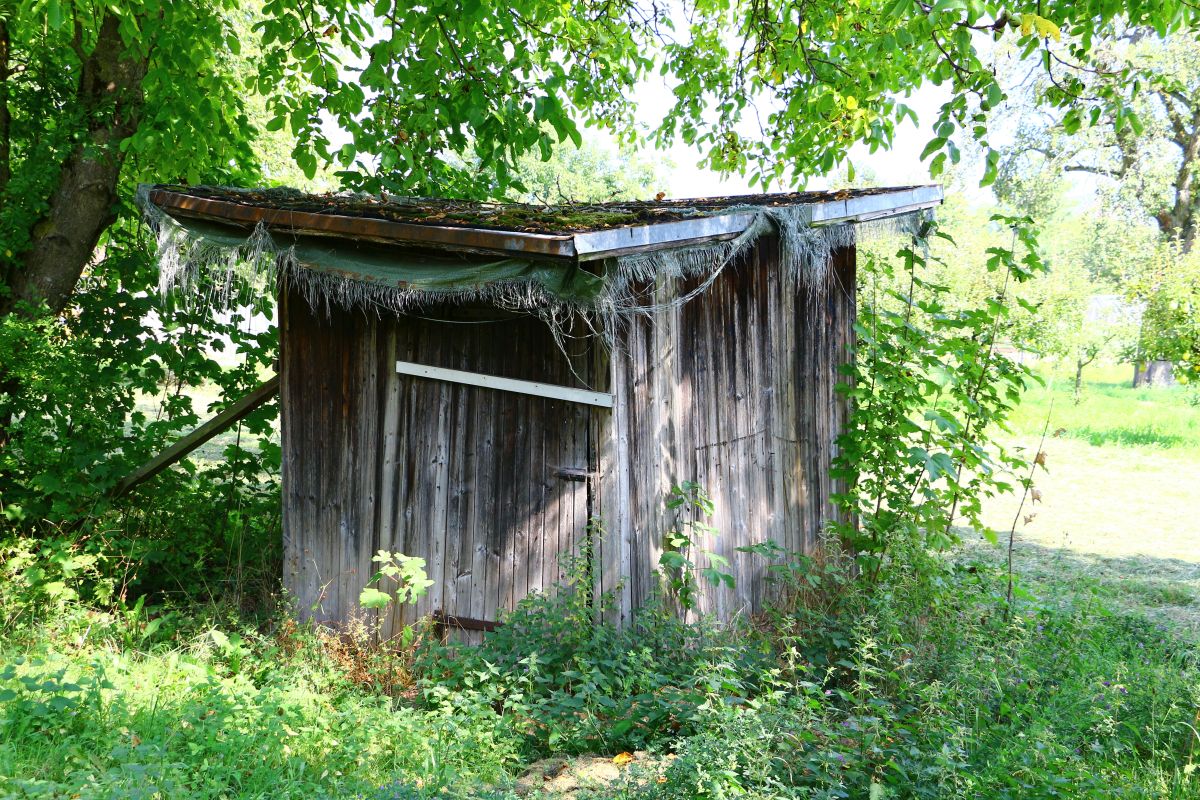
[0,218,282,610]
[415,556,773,756]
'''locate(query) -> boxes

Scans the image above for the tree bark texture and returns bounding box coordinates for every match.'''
[1132,359,1176,388]
[0,14,147,317]
[1156,104,1200,254]
[0,18,11,194]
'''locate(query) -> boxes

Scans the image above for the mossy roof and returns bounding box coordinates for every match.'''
[150,184,933,236]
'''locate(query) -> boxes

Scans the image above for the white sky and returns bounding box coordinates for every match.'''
[585,72,959,199]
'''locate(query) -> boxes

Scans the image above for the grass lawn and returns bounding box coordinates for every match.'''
[975,361,1200,634]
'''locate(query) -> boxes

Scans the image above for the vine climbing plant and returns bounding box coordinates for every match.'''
[832,215,1048,581]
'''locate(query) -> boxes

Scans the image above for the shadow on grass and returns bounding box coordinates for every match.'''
[959,533,1200,636]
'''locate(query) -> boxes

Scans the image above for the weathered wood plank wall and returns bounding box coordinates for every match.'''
[281,235,855,635]
[282,292,599,640]
[599,238,856,624]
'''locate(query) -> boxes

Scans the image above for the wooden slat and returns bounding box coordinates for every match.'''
[374,326,402,630]
[280,289,304,618]
[395,360,613,408]
[112,375,280,497]
[425,356,453,625]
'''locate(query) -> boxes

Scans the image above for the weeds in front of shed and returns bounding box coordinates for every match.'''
[591,545,1200,800]
[2,521,1198,799]
[316,608,432,698]
[413,550,772,756]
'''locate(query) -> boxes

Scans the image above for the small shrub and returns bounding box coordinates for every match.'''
[416,554,772,755]
[320,611,431,697]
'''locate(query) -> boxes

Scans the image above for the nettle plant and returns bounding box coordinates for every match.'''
[659,481,734,612]
[359,550,435,611]
[833,216,1046,580]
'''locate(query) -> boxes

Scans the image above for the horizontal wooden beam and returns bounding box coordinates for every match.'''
[111,374,281,498]
[432,611,500,634]
[150,189,578,260]
[396,360,613,408]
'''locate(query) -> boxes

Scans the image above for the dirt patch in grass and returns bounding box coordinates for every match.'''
[513,753,667,798]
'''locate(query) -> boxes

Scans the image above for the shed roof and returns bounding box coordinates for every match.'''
[141,183,942,319]
[145,184,942,262]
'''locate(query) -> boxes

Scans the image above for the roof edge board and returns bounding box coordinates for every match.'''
[147,184,943,264]
[808,185,942,224]
[571,212,756,259]
[573,186,943,262]
[148,188,579,260]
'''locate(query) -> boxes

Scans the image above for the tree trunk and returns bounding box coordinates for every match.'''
[1133,359,1176,388]
[0,14,147,317]
[0,17,11,194]
[1074,359,1085,404]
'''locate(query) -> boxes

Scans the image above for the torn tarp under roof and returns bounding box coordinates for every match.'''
[139,183,943,320]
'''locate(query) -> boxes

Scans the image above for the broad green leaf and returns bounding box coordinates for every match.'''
[359,587,392,609]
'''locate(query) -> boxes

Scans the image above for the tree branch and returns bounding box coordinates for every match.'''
[1063,163,1123,179]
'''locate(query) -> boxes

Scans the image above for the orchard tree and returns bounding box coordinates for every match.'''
[996,31,1200,384]
[1006,31,1200,253]
[509,141,664,205]
[1127,237,1200,382]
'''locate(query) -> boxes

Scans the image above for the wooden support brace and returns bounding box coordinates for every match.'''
[111,374,281,498]
[396,360,613,408]
[431,610,501,642]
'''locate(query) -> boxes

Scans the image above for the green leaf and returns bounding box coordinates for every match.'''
[919,137,946,162]
[47,0,64,30]
[359,587,392,609]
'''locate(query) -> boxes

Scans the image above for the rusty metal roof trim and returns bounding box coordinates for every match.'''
[147,188,580,260]
[146,185,943,263]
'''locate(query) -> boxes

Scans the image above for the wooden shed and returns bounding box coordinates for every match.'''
[143,184,942,636]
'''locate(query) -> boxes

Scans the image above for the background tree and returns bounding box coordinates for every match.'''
[509,141,664,205]
[997,31,1200,385]
[1043,32,1200,253]
[1127,237,1200,382]
[0,1,262,317]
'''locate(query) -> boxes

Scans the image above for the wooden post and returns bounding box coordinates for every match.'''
[111,374,280,497]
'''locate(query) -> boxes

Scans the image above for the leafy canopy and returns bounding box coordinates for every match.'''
[221,0,1200,196]
[12,0,1200,203]
[653,0,1199,188]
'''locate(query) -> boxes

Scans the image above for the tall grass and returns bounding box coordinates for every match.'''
[1007,362,1200,450]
